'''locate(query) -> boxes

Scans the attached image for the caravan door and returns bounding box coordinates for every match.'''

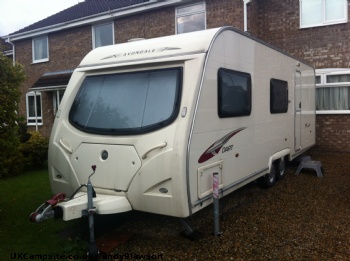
[294,71,302,151]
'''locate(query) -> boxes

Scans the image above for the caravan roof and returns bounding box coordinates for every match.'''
[78,28,222,68]
[78,26,312,70]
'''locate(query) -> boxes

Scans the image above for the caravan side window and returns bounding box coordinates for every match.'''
[218,68,252,118]
[270,79,288,114]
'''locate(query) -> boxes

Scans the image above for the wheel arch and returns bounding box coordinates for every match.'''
[268,148,291,171]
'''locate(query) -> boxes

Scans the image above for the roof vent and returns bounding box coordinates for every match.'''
[127,38,145,42]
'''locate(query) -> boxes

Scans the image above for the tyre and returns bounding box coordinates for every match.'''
[275,157,286,180]
[258,162,276,188]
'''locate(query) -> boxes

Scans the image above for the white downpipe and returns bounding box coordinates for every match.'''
[243,0,251,32]
[6,37,15,65]
[34,91,38,132]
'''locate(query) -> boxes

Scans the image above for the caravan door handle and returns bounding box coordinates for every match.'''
[59,139,73,154]
[142,142,167,159]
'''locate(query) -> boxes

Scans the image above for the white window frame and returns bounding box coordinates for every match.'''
[300,0,348,28]
[26,91,43,126]
[53,90,65,116]
[92,22,114,49]
[316,68,350,114]
[32,36,49,63]
[175,2,206,34]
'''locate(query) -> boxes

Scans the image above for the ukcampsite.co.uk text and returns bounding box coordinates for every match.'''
[11,253,85,260]
[10,252,164,260]
[102,253,164,260]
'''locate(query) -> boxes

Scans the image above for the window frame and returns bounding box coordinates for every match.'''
[217,68,252,118]
[270,79,289,114]
[53,90,65,116]
[300,0,348,28]
[26,91,43,126]
[175,2,206,34]
[316,68,350,114]
[32,36,49,63]
[92,21,115,49]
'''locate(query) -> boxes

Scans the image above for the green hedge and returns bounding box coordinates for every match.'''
[20,131,49,171]
[0,51,26,178]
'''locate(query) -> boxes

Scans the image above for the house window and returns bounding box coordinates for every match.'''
[176,2,206,34]
[26,92,43,125]
[300,0,348,28]
[53,90,65,115]
[316,75,321,84]
[218,68,252,118]
[32,36,48,63]
[270,79,288,114]
[93,22,114,48]
[316,69,350,113]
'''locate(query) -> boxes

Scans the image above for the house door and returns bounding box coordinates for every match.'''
[294,71,302,151]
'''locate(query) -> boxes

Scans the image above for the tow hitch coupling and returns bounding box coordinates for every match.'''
[29,193,66,223]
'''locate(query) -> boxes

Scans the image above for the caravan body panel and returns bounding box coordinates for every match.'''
[48,27,315,219]
[186,29,315,213]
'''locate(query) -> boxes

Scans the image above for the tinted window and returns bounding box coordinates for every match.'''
[94,23,113,48]
[33,36,48,62]
[218,68,252,118]
[176,3,206,34]
[69,68,182,135]
[270,79,288,113]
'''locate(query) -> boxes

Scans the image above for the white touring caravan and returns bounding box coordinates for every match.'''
[41,27,315,222]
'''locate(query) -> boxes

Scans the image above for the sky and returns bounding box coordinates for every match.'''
[0,0,82,37]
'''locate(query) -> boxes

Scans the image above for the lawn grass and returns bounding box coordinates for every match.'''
[0,170,84,259]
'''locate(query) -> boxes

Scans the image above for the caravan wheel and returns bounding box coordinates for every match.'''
[275,158,286,180]
[258,163,276,188]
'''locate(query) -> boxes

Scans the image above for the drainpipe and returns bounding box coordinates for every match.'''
[243,0,251,32]
[5,36,15,65]
[34,90,38,132]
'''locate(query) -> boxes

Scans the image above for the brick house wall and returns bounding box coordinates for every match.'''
[205,0,244,29]
[114,7,176,43]
[257,0,350,68]
[316,115,350,152]
[256,0,350,152]
[114,0,246,44]
[247,0,260,36]
[15,26,93,137]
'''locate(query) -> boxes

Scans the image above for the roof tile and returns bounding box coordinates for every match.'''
[11,0,150,35]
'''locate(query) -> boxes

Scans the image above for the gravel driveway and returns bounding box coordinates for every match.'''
[111,152,350,260]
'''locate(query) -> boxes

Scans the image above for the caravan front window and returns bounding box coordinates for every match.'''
[69,68,182,135]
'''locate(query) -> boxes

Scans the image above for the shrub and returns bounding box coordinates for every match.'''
[20,131,49,170]
[0,146,23,177]
[0,51,26,177]
[18,120,31,143]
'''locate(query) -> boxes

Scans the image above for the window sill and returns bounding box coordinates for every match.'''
[316,110,350,115]
[32,59,49,64]
[27,122,43,126]
[300,20,348,29]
